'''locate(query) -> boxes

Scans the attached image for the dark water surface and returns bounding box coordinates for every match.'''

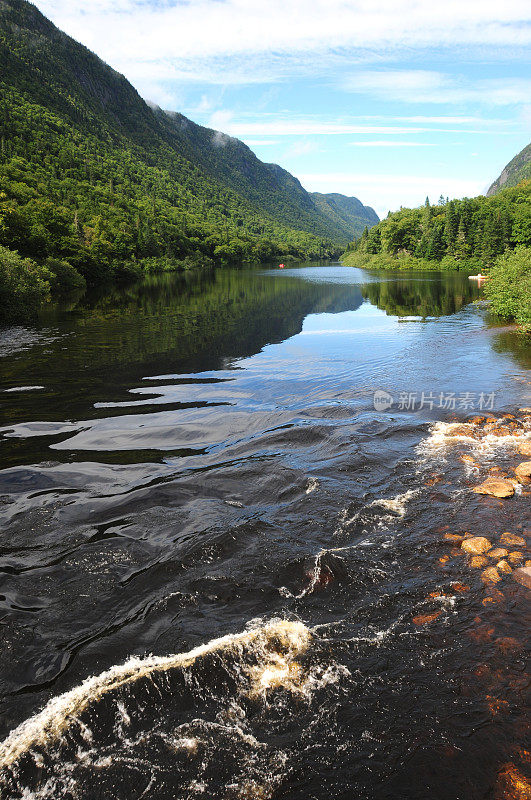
[0,264,529,799]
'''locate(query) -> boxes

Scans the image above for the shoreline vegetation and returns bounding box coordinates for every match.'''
[341,181,531,332]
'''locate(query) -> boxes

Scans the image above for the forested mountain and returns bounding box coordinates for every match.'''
[310,193,379,239]
[487,142,531,196]
[343,181,531,270]
[0,0,377,303]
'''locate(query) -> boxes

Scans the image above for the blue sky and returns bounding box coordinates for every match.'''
[35,0,530,218]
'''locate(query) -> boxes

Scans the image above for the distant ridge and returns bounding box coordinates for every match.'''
[487,142,531,196]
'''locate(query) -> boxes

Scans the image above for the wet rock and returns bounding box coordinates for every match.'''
[450,582,469,593]
[500,532,526,547]
[481,567,501,583]
[496,560,512,574]
[472,478,515,498]
[487,548,509,559]
[525,560,531,567]
[513,567,531,590]
[517,441,531,457]
[514,461,531,482]
[496,762,531,799]
[447,423,476,437]
[508,551,524,564]
[470,555,489,568]
[461,536,492,555]
[444,533,465,543]
[495,637,522,655]
[413,611,441,625]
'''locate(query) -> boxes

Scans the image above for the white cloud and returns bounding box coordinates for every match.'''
[348,141,436,147]
[284,140,319,157]
[243,139,281,146]
[201,115,509,137]
[344,71,531,106]
[34,1,531,87]
[298,172,486,217]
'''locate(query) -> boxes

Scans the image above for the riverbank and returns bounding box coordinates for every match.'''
[341,246,531,333]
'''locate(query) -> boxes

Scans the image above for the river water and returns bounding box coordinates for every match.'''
[0,264,529,799]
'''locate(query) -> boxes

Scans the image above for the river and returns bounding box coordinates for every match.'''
[0,264,529,799]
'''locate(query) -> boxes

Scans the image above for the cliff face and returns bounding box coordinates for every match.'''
[487,143,531,196]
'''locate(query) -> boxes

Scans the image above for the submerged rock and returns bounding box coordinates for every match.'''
[500,532,526,547]
[508,551,524,564]
[487,548,509,559]
[513,567,531,590]
[472,478,515,498]
[481,567,501,583]
[470,555,489,568]
[461,536,492,555]
[413,611,441,626]
[496,560,512,574]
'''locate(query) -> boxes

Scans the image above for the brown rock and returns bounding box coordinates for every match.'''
[487,547,509,559]
[517,441,531,457]
[481,567,501,583]
[450,582,470,593]
[472,478,515,498]
[444,533,465,543]
[447,424,476,437]
[496,762,531,800]
[513,567,531,590]
[514,461,531,481]
[496,560,512,574]
[500,532,526,547]
[470,555,489,568]
[413,611,441,626]
[525,560,531,567]
[508,551,524,564]
[461,536,492,555]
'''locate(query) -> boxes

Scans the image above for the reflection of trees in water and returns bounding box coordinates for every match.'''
[37,269,364,374]
[490,328,531,371]
[360,272,481,318]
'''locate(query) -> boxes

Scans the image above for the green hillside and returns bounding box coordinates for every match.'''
[487,142,531,196]
[0,0,379,319]
[310,193,379,239]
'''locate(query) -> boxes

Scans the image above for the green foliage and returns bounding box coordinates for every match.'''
[484,247,531,332]
[45,257,86,292]
[343,181,531,272]
[0,244,51,322]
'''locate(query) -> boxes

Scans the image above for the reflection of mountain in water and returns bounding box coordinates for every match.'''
[37,269,364,375]
[360,273,480,318]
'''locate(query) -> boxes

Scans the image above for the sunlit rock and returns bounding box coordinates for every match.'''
[508,551,524,564]
[514,461,531,482]
[481,567,501,583]
[496,762,531,800]
[472,478,515,498]
[470,555,489,568]
[517,441,531,457]
[461,536,492,555]
[513,567,531,590]
[500,532,526,547]
[496,560,512,574]
[487,548,509,559]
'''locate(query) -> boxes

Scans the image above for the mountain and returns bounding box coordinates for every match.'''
[0,0,378,291]
[487,142,531,196]
[310,193,379,239]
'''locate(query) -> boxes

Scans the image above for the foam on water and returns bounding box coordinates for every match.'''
[0,620,310,772]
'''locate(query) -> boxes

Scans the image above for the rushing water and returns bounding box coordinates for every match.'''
[0,264,529,800]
